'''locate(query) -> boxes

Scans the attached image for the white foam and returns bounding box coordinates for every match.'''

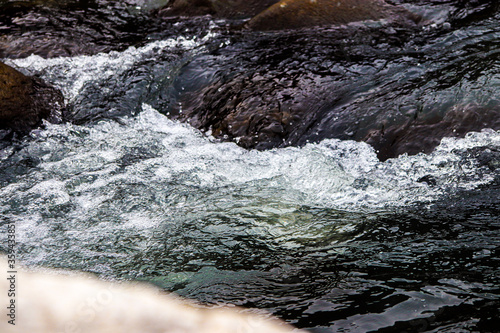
[7,31,218,102]
[1,37,499,270]
[3,103,495,216]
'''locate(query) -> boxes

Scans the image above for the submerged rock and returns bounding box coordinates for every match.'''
[158,0,216,16]
[448,0,500,26]
[246,0,420,30]
[0,62,64,135]
[157,0,279,19]
[171,57,500,160]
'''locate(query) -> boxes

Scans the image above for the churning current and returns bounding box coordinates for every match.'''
[1,5,500,333]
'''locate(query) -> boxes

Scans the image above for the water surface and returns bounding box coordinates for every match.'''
[1,1,499,332]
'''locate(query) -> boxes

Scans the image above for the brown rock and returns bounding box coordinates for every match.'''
[0,62,64,134]
[158,0,280,19]
[246,0,420,30]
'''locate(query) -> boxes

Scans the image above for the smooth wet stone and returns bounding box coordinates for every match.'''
[0,62,64,134]
[157,0,280,19]
[159,14,500,161]
[246,0,420,31]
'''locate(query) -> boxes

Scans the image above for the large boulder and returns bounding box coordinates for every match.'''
[157,0,280,19]
[0,258,300,333]
[246,0,420,30]
[0,62,64,134]
[157,16,499,161]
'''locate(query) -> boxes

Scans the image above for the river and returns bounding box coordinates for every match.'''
[1,1,499,332]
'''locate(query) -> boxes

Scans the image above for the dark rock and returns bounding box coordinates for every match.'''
[246,0,421,31]
[0,0,154,59]
[157,14,500,161]
[417,175,437,186]
[448,0,500,26]
[0,62,65,134]
[159,0,216,16]
[364,104,500,161]
[465,146,500,172]
[157,0,280,19]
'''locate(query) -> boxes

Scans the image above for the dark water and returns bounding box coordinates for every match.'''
[1,0,500,332]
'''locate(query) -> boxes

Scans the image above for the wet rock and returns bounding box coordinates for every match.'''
[467,146,500,172]
[157,0,280,19]
[157,15,500,161]
[171,66,321,150]
[246,0,421,31]
[159,0,216,16]
[0,62,64,134]
[448,0,500,26]
[0,0,154,58]
[417,175,437,186]
[364,104,500,161]
[158,25,408,151]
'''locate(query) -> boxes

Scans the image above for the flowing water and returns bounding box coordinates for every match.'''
[1,1,500,332]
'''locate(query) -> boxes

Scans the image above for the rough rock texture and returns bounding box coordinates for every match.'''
[0,259,300,333]
[159,11,500,161]
[157,0,280,18]
[0,62,64,134]
[246,0,420,30]
[0,0,154,59]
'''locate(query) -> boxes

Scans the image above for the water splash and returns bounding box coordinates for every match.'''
[6,27,219,103]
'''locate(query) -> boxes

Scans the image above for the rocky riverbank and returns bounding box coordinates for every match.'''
[1,0,499,160]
